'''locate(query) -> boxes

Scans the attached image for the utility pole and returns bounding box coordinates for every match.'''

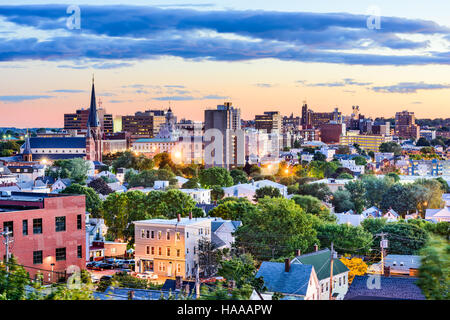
[1,227,13,274]
[376,233,389,275]
[329,242,337,300]
[195,264,200,299]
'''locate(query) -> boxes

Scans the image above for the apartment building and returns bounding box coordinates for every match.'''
[340,130,392,152]
[134,215,211,279]
[0,192,86,281]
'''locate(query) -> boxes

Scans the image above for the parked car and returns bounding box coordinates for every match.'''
[136,272,158,280]
[98,262,114,270]
[86,261,102,271]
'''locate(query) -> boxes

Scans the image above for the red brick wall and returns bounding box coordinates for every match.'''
[0,195,86,281]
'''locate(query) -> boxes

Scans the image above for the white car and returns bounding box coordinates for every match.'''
[136,272,158,280]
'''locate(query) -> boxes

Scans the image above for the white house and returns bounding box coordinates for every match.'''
[222,179,287,202]
[443,194,450,207]
[425,207,450,222]
[175,176,189,188]
[179,188,211,204]
[153,180,169,190]
[334,212,365,226]
[291,248,349,300]
[208,217,242,249]
[339,159,365,175]
[51,178,72,192]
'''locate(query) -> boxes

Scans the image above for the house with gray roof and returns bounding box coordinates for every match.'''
[251,260,320,300]
[209,217,242,250]
[344,275,425,300]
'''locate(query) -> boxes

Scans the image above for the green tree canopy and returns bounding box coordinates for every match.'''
[230,169,248,185]
[199,167,234,188]
[61,184,102,217]
[254,186,282,202]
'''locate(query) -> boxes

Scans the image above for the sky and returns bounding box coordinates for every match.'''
[1,1,450,128]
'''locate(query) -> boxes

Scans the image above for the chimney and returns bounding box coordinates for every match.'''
[314,244,318,252]
[284,258,290,272]
[177,214,181,222]
[295,249,301,257]
[384,266,391,277]
[175,276,182,290]
[189,212,192,220]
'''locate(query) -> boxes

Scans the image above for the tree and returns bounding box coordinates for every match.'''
[361,175,393,208]
[230,169,248,185]
[182,177,200,189]
[332,189,355,213]
[112,151,138,171]
[417,236,450,300]
[254,186,282,202]
[298,183,332,201]
[344,180,367,214]
[101,191,150,242]
[352,156,367,166]
[146,189,198,219]
[217,254,258,288]
[381,222,429,255]
[61,184,102,217]
[313,152,326,162]
[379,142,402,156]
[88,178,114,196]
[47,158,90,184]
[235,197,318,260]
[337,173,353,180]
[211,185,225,201]
[0,256,30,300]
[209,199,257,221]
[317,223,373,255]
[198,239,221,277]
[380,184,415,215]
[126,169,176,188]
[416,137,431,147]
[339,255,368,284]
[291,195,333,220]
[199,167,234,188]
[361,217,387,235]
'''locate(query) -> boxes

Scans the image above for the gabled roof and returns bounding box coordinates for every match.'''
[27,137,86,149]
[344,276,425,300]
[291,248,349,280]
[256,261,313,296]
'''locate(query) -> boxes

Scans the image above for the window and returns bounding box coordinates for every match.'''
[339,277,342,286]
[22,220,28,236]
[176,232,180,241]
[166,231,170,240]
[56,248,66,261]
[158,231,162,240]
[177,264,181,273]
[186,232,189,239]
[158,247,162,255]
[193,247,196,254]
[33,251,43,265]
[146,246,150,254]
[186,248,189,254]
[321,283,324,293]
[3,221,13,237]
[141,229,145,238]
[77,215,82,230]
[55,216,66,232]
[77,245,82,259]
[151,231,155,239]
[177,249,181,257]
[33,219,42,234]
[146,230,150,238]
[151,247,155,255]
[167,248,170,256]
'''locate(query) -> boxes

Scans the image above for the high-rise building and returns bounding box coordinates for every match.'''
[320,123,346,144]
[122,110,167,142]
[395,110,420,139]
[255,111,282,134]
[64,108,113,134]
[204,102,244,169]
[301,103,342,128]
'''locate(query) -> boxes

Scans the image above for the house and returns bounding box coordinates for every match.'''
[442,193,450,207]
[51,178,72,192]
[425,206,450,222]
[153,180,169,190]
[383,208,399,221]
[86,215,108,261]
[368,255,421,277]
[0,164,17,187]
[251,260,320,300]
[8,164,46,183]
[362,206,382,218]
[115,168,128,184]
[344,275,425,300]
[134,214,212,279]
[291,248,349,300]
[222,179,287,202]
[333,212,365,226]
[179,188,211,204]
[16,179,51,193]
[308,178,353,193]
[209,217,242,250]
[175,176,189,188]
[339,159,365,176]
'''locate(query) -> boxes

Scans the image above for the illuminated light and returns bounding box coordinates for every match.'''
[284,169,289,174]
[41,159,48,165]
[174,151,182,158]
[267,164,272,170]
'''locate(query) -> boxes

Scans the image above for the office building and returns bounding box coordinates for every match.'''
[395,111,420,139]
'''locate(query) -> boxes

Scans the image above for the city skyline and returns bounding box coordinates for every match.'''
[2,1,450,127]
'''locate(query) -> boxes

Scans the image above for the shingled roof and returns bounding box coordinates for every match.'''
[344,275,425,300]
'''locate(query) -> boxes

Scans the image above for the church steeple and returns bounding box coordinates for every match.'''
[22,133,33,162]
[88,75,100,128]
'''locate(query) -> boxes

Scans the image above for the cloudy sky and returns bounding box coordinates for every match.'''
[1,0,450,127]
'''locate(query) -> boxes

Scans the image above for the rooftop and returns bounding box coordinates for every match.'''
[133,217,212,226]
[291,248,349,280]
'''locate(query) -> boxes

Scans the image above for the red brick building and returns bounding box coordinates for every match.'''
[0,192,86,281]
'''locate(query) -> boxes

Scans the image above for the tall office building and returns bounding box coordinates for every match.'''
[395,110,420,139]
[122,110,167,142]
[255,111,282,134]
[204,102,244,169]
[64,108,113,134]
